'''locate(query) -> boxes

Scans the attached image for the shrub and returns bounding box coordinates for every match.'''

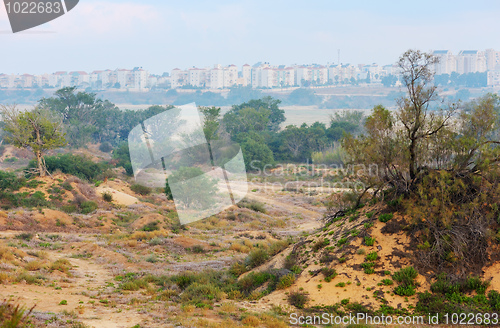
[378,213,393,223]
[181,282,223,304]
[365,252,379,262]
[50,259,72,273]
[393,267,418,287]
[145,254,159,263]
[80,201,98,214]
[364,236,376,246]
[191,245,205,253]
[102,192,113,202]
[238,199,266,213]
[276,274,296,289]
[0,171,25,191]
[382,279,393,286]
[32,154,109,181]
[245,249,269,269]
[393,267,418,296]
[238,272,272,295]
[141,221,160,232]
[15,233,33,241]
[130,184,152,196]
[99,142,113,153]
[288,290,309,309]
[22,191,49,208]
[321,267,337,278]
[0,300,33,327]
[312,238,330,251]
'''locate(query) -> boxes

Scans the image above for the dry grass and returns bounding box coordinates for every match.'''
[24,261,45,271]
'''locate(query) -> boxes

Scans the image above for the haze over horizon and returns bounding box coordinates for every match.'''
[1,0,500,75]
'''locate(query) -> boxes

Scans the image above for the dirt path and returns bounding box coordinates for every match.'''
[0,250,144,328]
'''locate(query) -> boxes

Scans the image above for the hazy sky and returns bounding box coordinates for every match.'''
[1,0,500,74]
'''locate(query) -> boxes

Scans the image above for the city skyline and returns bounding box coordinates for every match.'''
[1,0,500,74]
[2,48,499,90]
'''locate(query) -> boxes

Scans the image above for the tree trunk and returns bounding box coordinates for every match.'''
[35,128,45,177]
[36,150,45,177]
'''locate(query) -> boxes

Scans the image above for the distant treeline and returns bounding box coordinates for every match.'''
[0,87,367,173]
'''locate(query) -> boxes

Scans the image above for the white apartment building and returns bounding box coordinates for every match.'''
[171,69,188,89]
[487,70,500,86]
[456,50,486,74]
[433,50,457,75]
[242,64,252,86]
[486,49,500,71]
[188,68,208,88]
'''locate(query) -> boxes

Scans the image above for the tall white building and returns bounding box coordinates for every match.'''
[242,64,252,86]
[433,50,457,75]
[456,50,486,74]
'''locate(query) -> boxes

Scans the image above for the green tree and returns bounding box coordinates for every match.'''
[199,106,221,145]
[1,105,66,176]
[168,167,217,208]
[230,97,285,132]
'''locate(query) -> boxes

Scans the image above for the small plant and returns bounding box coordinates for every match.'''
[366,211,374,219]
[102,192,113,202]
[145,254,159,263]
[80,201,98,214]
[288,290,309,309]
[361,262,376,274]
[378,213,393,223]
[341,298,350,305]
[191,245,205,253]
[393,267,418,296]
[130,184,152,196]
[59,300,67,305]
[365,252,379,262]
[364,221,374,229]
[364,236,375,246]
[335,282,346,287]
[382,279,393,286]
[277,274,296,289]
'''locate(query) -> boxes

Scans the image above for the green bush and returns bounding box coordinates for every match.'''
[15,233,33,241]
[22,191,49,208]
[364,236,376,246]
[245,249,269,269]
[312,238,330,251]
[32,154,109,181]
[378,213,393,223]
[365,252,379,262]
[238,199,266,213]
[99,142,113,153]
[130,184,152,196]
[181,282,223,304]
[0,171,25,191]
[102,192,113,202]
[393,267,418,296]
[276,273,296,289]
[80,201,98,214]
[288,290,309,309]
[191,245,205,253]
[141,221,159,232]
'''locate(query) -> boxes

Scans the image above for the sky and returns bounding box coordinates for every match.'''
[1,0,500,75]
